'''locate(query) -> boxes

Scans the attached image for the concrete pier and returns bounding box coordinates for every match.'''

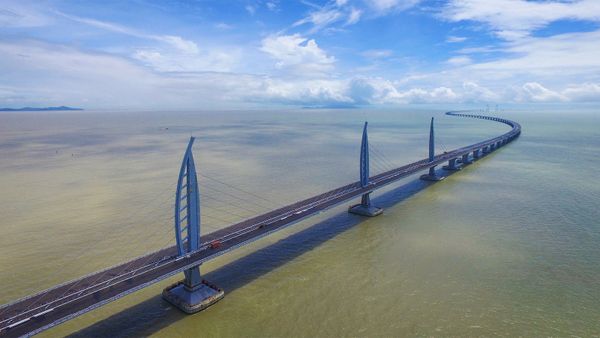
[420,166,444,181]
[443,158,461,171]
[163,279,224,314]
[349,201,383,217]
[461,153,472,164]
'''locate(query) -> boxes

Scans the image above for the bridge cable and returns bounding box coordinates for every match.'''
[48,179,283,308]
[17,191,180,313]
[369,143,399,170]
[200,184,271,215]
[369,150,396,173]
[200,173,284,209]
[370,153,394,173]
[199,180,278,211]
[10,184,180,314]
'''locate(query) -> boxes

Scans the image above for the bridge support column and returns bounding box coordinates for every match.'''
[349,122,383,217]
[461,153,472,165]
[420,117,444,181]
[443,158,461,171]
[163,137,224,314]
[482,145,490,154]
[472,149,480,159]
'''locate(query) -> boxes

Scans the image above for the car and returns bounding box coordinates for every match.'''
[209,240,222,249]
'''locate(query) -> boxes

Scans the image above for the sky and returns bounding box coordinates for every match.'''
[1,0,600,109]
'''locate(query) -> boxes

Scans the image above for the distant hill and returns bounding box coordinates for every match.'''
[0,106,83,112]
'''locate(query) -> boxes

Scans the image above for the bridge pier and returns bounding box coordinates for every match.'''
[163,277,224,314]
[443,158,461,171]
[420,117,444,181]
[482,145,490,154]
[349,122,383,217]
[163,137,224,314]
[349,191,383,217]
[472,149,480,159]
[461,153,472,165]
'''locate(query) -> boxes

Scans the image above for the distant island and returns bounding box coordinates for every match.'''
[0,106,83,112]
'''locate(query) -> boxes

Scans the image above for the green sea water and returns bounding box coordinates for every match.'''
[0,108,599,337]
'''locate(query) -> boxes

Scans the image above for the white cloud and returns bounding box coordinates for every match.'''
[469,30,600,75]
[256,78,351,105]
[0,86,24,104]
[422,29,600,97]
[245,5,256,15]
[441,0,600,40]
[457,46,498,54]
[292,0,419,33]
[562,83,600,102]
[461,81,500,102]
[0,39,496,109]
[131,48,238,72]
[56,12,245,73]
[346,7,362,25]
[395,86,459,103]
[59,12,200,54]
[0,40,160,108]
[266,1,278,12]
[0,2,51,28]
[361,49,393,58]
[513,82,566,102]
[365,0,421,13]
[346,77,462,104]
[446,35,467,43]
[159,35,199,54]
[3,35,599,110]
[429,87,459,101]
[215,22,233,30]
[347,77,398,103]
[446,56,472,66]
[260,34,335,76]
[294,7,345,32]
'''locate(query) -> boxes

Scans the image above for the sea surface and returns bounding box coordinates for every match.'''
[0,108,599,337]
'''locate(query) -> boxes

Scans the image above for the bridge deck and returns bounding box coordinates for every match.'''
[0,111,521,337]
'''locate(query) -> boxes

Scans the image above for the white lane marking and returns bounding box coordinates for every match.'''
[33,308,54,317]
[6,317,31,328]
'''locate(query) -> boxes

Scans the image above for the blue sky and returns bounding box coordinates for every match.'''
[1,0,600,109]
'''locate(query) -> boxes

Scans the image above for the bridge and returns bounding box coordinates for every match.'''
[0,111,521,337]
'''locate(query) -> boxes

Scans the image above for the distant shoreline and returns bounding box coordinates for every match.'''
[0,106,83,112]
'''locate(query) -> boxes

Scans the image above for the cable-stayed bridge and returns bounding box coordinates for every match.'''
[0,111,521,337]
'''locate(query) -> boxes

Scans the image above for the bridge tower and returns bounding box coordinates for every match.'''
[162,137,224,314]
[420,117,444,181]
[348,122,383,217]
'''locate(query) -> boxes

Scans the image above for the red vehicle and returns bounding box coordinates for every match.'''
[209,240,222,249]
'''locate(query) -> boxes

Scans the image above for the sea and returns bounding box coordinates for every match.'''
[0,108,599,337]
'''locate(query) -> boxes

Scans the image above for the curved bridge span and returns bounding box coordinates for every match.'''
[0,111,520,337]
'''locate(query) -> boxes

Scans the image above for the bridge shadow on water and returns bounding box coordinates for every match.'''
[69,168,464,338]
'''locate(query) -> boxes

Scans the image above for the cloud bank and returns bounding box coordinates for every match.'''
[1,0,600,109]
